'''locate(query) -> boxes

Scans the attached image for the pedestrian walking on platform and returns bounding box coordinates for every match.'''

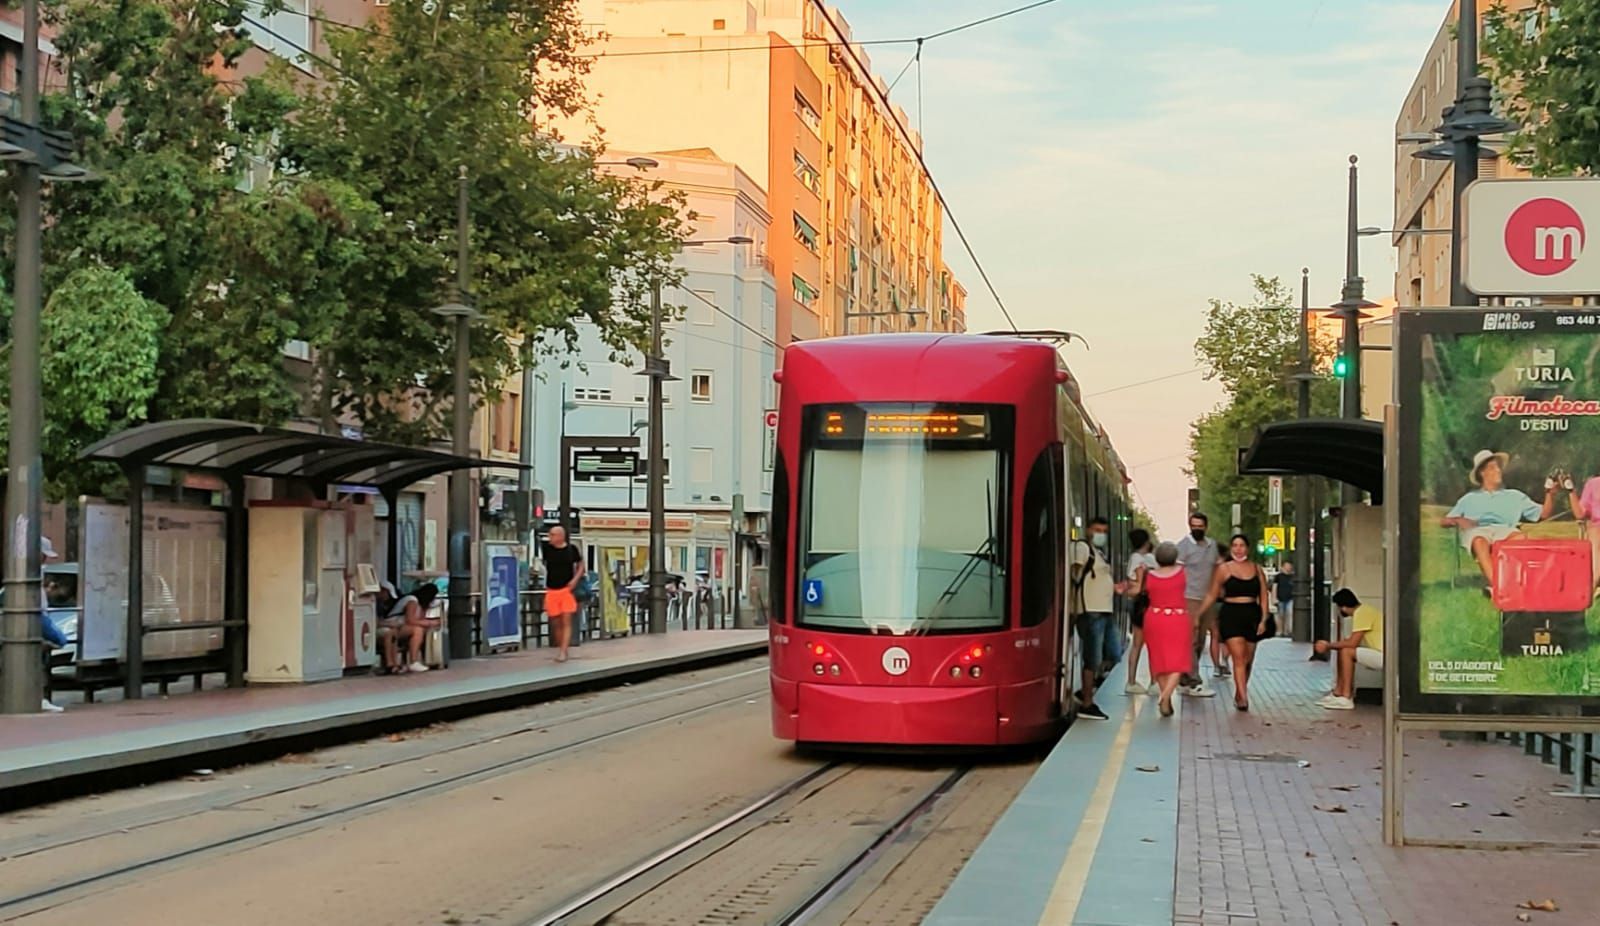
[1273,561,1295,639]
[1070,517,1118,720]
[1121,528,1157,696]
[542,525,585,663]
[1175,513,1218,698]
[1135,542,1190,717]
[1196,534,1272,711]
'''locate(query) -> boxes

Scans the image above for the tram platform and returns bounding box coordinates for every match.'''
[0,629,765,798]
[929,640,1600,926]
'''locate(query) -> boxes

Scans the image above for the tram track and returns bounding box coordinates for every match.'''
[0,668,771,921]
[528,763,973,926]
[0,663,768,863]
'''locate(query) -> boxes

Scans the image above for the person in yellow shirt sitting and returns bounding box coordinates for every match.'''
[1313,588,1383,711]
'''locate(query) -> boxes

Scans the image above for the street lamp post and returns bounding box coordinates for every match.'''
[434,166,478,662]
[1292,268,1314,644]
[643,236,752,635]
[1330,155,1380,506]
[1,0,91,714]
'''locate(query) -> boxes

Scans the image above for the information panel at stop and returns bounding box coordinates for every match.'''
[1396,308,1600,716]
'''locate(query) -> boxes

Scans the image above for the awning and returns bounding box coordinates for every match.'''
[1237,418,1384,503]
[81,418,524,494]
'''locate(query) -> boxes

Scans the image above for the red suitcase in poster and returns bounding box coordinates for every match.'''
[1491,539,1592,657]
[1491,539,1592,612]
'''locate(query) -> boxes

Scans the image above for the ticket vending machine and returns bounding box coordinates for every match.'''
[247,502,348,684]
[343,504,379,672]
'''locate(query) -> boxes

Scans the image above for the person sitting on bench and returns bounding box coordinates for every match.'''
[1440,450,1556,595]
[1313,588,1382,711]
[380,584,440,674]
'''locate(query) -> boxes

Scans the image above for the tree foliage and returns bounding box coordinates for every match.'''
[1187,275,1340,543]
[1,0,687,493]
[272,0,688,441]
[1483,1,1600,176]
[0,267,166,499]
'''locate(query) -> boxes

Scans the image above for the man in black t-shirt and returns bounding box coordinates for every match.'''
[542,525,585,662]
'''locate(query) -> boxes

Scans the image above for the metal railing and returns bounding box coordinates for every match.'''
[1494,730,1598,797]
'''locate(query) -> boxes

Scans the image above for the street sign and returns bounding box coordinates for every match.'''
[1463,179,1600,296]
[1263,526,1286,550]
[1268,477,1283,517]
[764,409,779,429]
[572,450,640,477]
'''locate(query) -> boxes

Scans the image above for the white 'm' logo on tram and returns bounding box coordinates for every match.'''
[882,646,911,676]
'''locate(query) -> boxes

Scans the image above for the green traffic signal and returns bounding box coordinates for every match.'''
[1333,355,1349,378]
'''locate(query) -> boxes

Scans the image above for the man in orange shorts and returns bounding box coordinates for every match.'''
[541,525,585,662]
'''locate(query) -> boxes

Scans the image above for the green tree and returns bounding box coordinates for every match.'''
[274,0,688,441]
[0,268,166,499]
[1483,1,1600,175]
[1187,275,1340,543]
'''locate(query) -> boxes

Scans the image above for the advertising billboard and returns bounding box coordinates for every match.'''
[1396,309,1600,715]
[481,541,525,648]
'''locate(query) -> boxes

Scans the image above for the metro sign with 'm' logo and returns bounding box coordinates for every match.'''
[1464,179,1600,297]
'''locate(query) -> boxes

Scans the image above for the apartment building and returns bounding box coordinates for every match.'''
[1392,0,1538,308]
[526,149,778,589]
[569,0,965,342]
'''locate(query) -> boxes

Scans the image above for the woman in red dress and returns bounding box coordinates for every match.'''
[1135,541,1191,717]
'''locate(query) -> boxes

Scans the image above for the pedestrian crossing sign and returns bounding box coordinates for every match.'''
[1263,526,1287,550]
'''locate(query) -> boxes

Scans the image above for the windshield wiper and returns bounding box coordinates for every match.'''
[924,481,997,629]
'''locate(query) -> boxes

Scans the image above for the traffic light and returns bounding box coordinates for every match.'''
[1332,355,1350,378]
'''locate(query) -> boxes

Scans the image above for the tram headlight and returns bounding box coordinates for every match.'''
[949,665,962,678]
[969,665,982,679]
[813,663,825,675]
[829,664,841,676]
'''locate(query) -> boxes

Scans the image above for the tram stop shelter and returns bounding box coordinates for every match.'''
[1236,417,1385,501]
[78,419,520,699]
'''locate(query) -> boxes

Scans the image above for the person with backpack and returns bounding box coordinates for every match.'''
[1071,517,1118,720]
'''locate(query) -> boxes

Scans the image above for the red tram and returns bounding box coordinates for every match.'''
[767,334,1133,747]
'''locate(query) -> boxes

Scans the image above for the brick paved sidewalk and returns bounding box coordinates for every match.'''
[1175,640,1600,926]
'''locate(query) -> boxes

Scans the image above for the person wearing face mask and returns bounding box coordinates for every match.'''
[1174,513,1219,698]
[1070,516,1117,720]
[1196,534,1273,711]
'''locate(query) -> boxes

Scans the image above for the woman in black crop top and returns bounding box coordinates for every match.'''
[1196,534,1272,711]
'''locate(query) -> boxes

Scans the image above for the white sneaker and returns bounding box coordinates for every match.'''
[1320,695,1355,710]
[1124,681,1145,696]
[408,662,430,673]
[1147,683,1160,697]
[40,699,63,713]
[1183,682,1216,698]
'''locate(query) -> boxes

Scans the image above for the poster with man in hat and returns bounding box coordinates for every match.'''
[1440,449,1560,594]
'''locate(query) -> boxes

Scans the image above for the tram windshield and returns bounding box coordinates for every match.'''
[797,403,1010,635]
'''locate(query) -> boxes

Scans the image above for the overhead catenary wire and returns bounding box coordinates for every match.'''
[1083,367,1205,398]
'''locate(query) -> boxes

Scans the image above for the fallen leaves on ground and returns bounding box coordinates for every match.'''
[1491,811,1515,818]
[1517,900,1559,912]
[1135,765,1160,773]
[1330,784,1360,792]
[1515,915,1531,924]
[1313,804,1348,814]
[1450,801,1470,808]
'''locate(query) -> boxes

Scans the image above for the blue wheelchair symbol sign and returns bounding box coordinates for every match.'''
[803,579,824,606]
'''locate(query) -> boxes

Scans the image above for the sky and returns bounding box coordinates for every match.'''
[836,0,1447,536]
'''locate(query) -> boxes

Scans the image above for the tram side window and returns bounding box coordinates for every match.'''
[1020,446,1065,628]
[770,450,790,624]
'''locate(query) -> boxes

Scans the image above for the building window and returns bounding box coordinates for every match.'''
[246,0,311,65]
[794,151,821,194]
[794,91,821,133]
[490,392,521,454]
[690,447,714,484]
[690,371,713,403]
[282,338,311,361]
[793,213,820,254]
[690,290,716,326]
[793,275,818,308]
[712,18,726,30]
[573,387,613,403]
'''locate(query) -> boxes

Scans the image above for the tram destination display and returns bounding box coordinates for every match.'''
[1397,309,1600,714]
[815,406,990,442]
